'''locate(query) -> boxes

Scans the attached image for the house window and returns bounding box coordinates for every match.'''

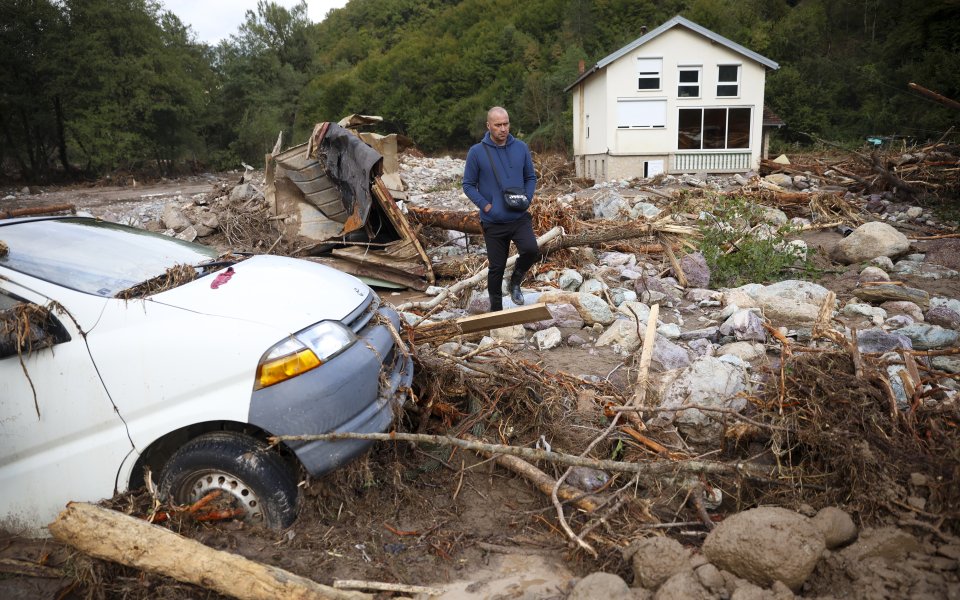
[678,67,701,97]
[677,107,751,150]
[717,64,740,97]
[637,58,662,90]
[586,114,590,139]
[617,99,666,129]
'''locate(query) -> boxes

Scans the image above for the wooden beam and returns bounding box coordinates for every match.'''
[411,303,552,342]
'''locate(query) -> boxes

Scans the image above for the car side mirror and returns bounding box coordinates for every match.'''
[0,304,71,360]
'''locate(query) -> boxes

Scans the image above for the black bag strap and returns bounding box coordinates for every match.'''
[481,144,505,192]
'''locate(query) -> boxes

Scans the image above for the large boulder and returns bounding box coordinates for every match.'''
[831,221,910,264]
[652,356,748,442]
[702,507,825,591]
[755,280,834,327]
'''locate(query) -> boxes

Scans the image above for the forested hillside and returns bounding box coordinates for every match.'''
[1,0,957,181]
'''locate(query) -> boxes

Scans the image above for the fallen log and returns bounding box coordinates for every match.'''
[270,431,769,479]
[48,503,370,600]
[1,203,76,219]
[407,205,481,234]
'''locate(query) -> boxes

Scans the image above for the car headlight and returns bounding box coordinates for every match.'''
[254,321,357,389]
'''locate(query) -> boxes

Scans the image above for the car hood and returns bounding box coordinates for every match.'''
[149,255,370,330]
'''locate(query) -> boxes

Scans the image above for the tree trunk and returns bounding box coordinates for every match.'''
[407,206,482,234]
[49,502,371,600]
[53,95,71,176]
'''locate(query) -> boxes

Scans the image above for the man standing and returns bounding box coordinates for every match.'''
[462,107,538,312]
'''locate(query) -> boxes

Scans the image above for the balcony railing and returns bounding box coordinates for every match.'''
[672,152,751,172]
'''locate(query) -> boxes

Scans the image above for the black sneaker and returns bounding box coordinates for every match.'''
[510,283,524,306]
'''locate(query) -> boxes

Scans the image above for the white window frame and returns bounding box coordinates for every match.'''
[617,99,667,129]
[636,57,662,91]
[678,65,701,98]
[717,64,741,97]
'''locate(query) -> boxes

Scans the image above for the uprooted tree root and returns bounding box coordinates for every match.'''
[754,350,960,526]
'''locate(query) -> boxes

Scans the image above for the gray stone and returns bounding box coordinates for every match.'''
[558,269,584,291]
[490,324,526,343]
[651,335,692,372]
[631,202,663,219]
[229,182,256,202]
[760,206,789,225]
[565,467,610,492]
[680,327,719,342]
[596,319,642,352]
[717,341,766,362]
[755,280,834,327]
[687,338,715,357]
[764,173,794,189]
[686,289,721,303]
[870,255,896,271]
[657,323,682,340]
[174,225,198,242]
[932,356,960,374]
[858,266,890,284]
[610,288,638,306]
[840,302,886,325]
[853,284,929,310]
[931,297,960,315]
[617,301,652,323]
[679,252,710,288]
[579,278,607,294]
[568,292,615,325]
[811,506,858,549]
[593,189,631,219]
[702,506,825,591]
[160,204,192,231]
[653,356,747,441]
[856,328,913,353]
[925,306,960,330]
[831,221,910,264]
[884,315,914,329]
[532,327,562,350]
[880,301,924,322]
[895,323,959,350]
[599,251,636,267]
[719,309,767,342]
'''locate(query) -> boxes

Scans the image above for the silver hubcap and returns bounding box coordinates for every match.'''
[184,471,263,522]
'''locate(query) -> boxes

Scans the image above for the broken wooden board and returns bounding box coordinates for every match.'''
[412,303,552,342]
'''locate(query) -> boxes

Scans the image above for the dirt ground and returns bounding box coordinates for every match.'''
[1,174,959,599]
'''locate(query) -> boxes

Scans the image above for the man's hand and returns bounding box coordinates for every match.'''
[483,204,492,213]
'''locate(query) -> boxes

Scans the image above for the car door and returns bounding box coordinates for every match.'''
[0,280,134,533]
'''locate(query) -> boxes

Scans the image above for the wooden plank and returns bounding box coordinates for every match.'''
[412,303,552,342]
[304,255,430,290]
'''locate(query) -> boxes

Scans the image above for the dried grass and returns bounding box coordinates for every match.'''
[115,264,197,300]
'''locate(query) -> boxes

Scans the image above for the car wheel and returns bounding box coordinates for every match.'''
[158,431,299,529]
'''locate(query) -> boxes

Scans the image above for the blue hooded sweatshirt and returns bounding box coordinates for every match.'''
[462,132,537,224]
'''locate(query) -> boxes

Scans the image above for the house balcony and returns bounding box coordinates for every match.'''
[671,151,752,173]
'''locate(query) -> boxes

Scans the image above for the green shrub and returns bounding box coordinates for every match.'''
[695,194,811,288]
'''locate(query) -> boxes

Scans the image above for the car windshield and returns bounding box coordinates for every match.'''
[0,217,219,296]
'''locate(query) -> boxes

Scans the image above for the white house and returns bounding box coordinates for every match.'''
[565,15,780,181]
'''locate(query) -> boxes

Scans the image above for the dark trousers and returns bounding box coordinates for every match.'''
[481,213,538,309]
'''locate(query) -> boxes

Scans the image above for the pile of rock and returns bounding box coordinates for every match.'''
[565,505,958,599]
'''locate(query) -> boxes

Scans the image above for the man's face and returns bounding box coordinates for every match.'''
[486,112,510,145]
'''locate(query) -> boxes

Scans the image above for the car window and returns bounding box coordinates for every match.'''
[0,290,70,359]
[0,218,219,296]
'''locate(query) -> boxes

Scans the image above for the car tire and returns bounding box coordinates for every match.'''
[158,431,299,529]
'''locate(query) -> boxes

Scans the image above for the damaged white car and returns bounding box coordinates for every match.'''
[0,216,412,533]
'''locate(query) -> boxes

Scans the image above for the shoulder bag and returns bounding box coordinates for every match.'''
[482,144,530,211]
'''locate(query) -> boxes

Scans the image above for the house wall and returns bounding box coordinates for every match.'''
[573,25,768,180]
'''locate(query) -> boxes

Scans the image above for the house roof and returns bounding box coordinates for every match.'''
[763,106,785,127]
[564,15,780,92]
